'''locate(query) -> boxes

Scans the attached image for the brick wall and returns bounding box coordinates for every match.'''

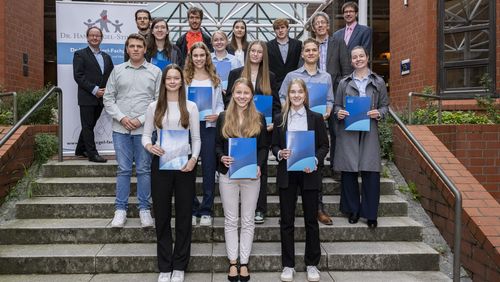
[429,125,500,202]
[0,125,57,200]
[0,0,44,91]
[389,0,437,109]
[393,125,500,281]
[497,0,500,95]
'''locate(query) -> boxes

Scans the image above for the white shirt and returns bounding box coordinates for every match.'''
[287,106,307,131]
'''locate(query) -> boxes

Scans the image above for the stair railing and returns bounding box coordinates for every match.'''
[389,106,462,282]
[0,86,63,162]
[0,91,18,124]
[407,92,442,124]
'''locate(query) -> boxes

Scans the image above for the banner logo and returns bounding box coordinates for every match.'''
[83,9,124,33]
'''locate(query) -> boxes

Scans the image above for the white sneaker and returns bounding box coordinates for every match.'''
[280,267,295,281]
[111,209,127,228]
[140,209,154,228]
[199,215,212,226]
[171,270,184,282]
[192,216,197,226]
[306,265,320,281]
[158,272,171,282]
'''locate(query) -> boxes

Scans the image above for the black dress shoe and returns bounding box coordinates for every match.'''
[367,219,378,229]
[239,264,250,282]
[89,155,107,163]
[348,213,359,224]
[75,151,88,158]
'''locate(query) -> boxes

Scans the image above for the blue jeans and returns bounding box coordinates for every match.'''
[113,131,152,211]
[192,122,216,216]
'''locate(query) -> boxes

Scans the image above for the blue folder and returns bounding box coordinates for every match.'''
[286,131,316,171]
[228,138,257,179]
[345,96,371,131]
[307,83,328,115]
[159,129,190,170]
[253,94,273,125]
[215,61,232,89]
[188,87,212,121]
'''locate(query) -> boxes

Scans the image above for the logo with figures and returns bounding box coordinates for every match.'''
[84,10,124,33]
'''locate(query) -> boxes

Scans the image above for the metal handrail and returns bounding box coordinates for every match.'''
[389,107,462,282]
[0,86,63,162]
[408,92,442,124]
[0,92,18,123]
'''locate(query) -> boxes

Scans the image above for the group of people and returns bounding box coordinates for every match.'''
[72,2,388,282]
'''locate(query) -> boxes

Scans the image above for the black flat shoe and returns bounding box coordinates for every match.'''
[348,213,359,224]
[89,154,107,163]
[227,262,239,282]
[75,151,88,158]
[239,263,250,282]
[367,219,378,229]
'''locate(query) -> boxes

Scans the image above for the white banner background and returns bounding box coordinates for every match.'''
[56,1,147,155]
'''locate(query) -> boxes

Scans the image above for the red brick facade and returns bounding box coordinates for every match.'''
[0,0,44,91]
[393,125,500,281]
[0,125,57,200]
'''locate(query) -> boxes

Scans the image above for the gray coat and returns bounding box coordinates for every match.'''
[333,72,389,172]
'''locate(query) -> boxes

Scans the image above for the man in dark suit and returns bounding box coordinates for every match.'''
[311,11,351,225]
[73,26,114,162]
[267,18,302,89]
[333,1,372,54]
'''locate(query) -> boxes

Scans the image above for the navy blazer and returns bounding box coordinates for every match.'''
[271,109,329,190]
[266,38,302,87]
[215,112,268,175]
[333,23,372,53]
[73,47,114,106]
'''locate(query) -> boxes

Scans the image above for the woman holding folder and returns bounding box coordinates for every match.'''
[184,42,225,227]
[272,78,329,282]
[215,78,268,282]
[334,46,389,229]
[142,64,200,282]
[146,18,183,69]
[226,40,281,224]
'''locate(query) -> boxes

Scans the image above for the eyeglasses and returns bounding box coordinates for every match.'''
[153,26,167,30]
[314,20,328,27]
[344,10,356,14]
[137,17,149,21]
[88,34,102,38]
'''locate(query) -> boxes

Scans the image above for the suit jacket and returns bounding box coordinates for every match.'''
[215,112,268,175]
[225,67,281,121]
[73,47,114,106]
[271,109,329,190]
[266,38,302,87]
[325,36,351,93]
[333,23,372,53]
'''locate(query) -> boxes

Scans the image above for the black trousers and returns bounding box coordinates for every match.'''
[318,117,336,212]
[75,104,103,156]
[279,172,320,267]
[151,156,196,272]
[256,131,272,215]
[340,171,380,220]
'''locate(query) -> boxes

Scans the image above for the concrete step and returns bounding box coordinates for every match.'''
[0,242,439,274]
[40,159,339,178]
[15,195,407,219]
[33,176,395,197]
[0,271,452,281]
[0,217,422,244]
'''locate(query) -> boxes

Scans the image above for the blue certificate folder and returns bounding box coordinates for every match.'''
[345,96,372,131]
[228,138,257,179]
[215,61,231,89]
[159,129,190,170]
[253,95,273,125]
[307,83,328,115]
[188,87,212,121]
[286,131,316,171]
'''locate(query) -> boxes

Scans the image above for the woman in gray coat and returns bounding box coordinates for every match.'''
[333,46,389,229]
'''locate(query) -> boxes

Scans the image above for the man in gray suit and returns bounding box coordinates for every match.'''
[311,11,351,225]
[333,1,372,53]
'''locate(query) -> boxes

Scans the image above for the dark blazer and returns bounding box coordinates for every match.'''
[325,36,351,93]
[271,109,329,190]
[215,112,268,175]
[73,47,114,106]
[225,67,281,121]
[175,31,213,61]
[266,38,302,87]
[333,24,372,53]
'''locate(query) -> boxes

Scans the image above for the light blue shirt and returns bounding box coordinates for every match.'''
[318,37,328,72]
[352,71,371,97]
[211,52,242,69]
[89,45,104,96]
[287,106,307,131]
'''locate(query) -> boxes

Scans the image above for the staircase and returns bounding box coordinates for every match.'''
[0,159,451,281]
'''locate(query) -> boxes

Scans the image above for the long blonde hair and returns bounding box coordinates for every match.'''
[222,78,262,138]
[240,40,272,95]
[280,78,309,128]
[183,42,221,87]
